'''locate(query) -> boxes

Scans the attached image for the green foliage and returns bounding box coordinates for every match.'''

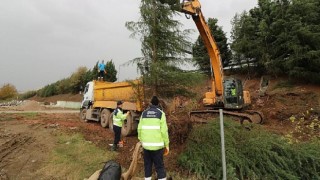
[231,0,320,83]
[0,115,14,121]
[178,120,320,179]
[126,0,195,97]
[21,112,38,118]
[143,62,204,97]
[30,58,120,97]
[36,61,118,97]
[69,66,89,93]
[0,83,18,100]
[286,108,320,143]
[56,78,72,94]
[192,18,232,76]
[105,60,117,82]
[37,84,58,97]
[91,61,99,81]
[18,90,37,100]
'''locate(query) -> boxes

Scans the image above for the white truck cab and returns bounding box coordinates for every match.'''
[79,80,143,137]
[81,81,94,109]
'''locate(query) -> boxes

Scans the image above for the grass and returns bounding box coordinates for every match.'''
[0,114,14,121]
[20,112,38,119]
[35,132,116,179]
[178,119,320,179]
[0,112,38,121]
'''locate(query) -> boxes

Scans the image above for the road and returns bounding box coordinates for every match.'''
[0,110,79,114]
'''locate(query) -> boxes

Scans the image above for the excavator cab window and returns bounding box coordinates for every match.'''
[223,78,244,109]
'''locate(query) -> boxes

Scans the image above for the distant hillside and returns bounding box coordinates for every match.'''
[28,93,83,103]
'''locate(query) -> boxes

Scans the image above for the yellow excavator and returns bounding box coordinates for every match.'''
[88,1,263,179]
[163,0,264,123]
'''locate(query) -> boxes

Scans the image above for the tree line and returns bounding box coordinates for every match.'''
[36,60,117,97]
[2,0,319,100]
[0,60,117,100]
[231,0,320,83]
[192,0,320,85]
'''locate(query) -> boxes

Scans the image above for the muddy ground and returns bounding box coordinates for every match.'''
[0,78,320,179]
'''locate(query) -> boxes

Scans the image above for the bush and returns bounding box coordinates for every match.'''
[37,84,58,97]
[178,120,320,179]
[0,83,18,100]
[18,90,37,100]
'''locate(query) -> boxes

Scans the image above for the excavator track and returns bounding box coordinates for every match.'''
[189,109,264,124]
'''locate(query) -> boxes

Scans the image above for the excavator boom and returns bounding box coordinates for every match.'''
[179,0,263,123]
[181,0,224,105]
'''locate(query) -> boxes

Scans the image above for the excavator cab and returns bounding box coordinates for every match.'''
[223,78,245,110]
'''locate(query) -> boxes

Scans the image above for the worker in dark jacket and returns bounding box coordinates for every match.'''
[138,96,169,180]
[112,100,130,151]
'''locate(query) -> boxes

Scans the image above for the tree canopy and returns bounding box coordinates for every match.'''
[37,59,118,97]
[192,18,231,76]
[231,0,320,83]
[126,0,202,97]
[0,83,18,100]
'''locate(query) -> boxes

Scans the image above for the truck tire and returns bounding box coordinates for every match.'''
[130,111,139,135]
[121,112,133,137]
[100,109,111,128]
[108,112,114,132]
[80,108,87,122]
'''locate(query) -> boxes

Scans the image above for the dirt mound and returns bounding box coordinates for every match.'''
[17,100,46,111]
[29,93,82,103]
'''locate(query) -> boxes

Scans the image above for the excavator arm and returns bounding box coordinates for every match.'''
[179,0,263,123]
[181,0,224,105]
[157,0,263,124]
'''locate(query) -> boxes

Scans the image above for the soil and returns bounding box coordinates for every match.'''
[0,77,319,179]
[28,93,83,104]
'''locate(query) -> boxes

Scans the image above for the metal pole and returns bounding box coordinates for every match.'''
[219,109,227,180]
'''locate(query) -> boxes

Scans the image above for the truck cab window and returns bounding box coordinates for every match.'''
[84,84,89,94]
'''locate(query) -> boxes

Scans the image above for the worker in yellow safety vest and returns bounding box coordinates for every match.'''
[111,100,130,151]
[231,87,236,96]
[138,96,169,180]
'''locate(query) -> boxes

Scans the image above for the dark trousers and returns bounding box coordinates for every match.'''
[143,148,166,179]
[99,71,104,79]
[113,125,121,145]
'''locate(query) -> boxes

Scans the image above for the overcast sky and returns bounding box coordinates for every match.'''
[0,0,257,92]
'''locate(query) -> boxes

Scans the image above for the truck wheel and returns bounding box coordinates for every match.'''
[100,109,111,128]
[108,112,114,132]
[80,109,87,122]
[121,112,133,137]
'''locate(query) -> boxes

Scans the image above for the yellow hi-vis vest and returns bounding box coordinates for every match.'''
[231,88,236,96]
[113,108,127,127]
[138,105,169,151]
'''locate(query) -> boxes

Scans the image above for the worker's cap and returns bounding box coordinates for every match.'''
[117,100,123,105]
[151,96,159,106]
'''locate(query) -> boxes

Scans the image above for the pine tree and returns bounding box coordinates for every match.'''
[105,59,117,82]
[230,0,320,83]
[92,61,99,81]
[192,18,231,76]
[126,0,201,97]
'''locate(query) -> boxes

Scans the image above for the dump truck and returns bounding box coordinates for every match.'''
[80,80,144,136]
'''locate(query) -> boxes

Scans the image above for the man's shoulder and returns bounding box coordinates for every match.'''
[141,106,164,119]
[143,106,163,112]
